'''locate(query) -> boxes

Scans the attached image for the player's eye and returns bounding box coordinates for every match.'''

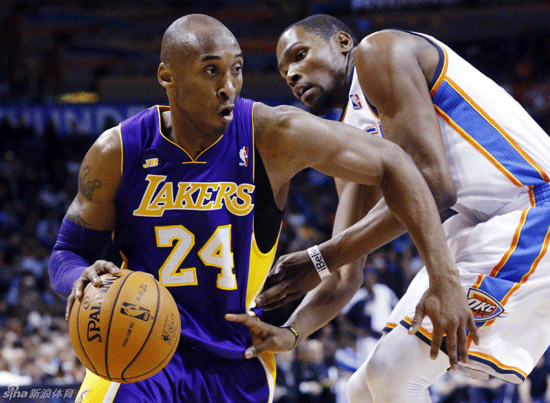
[296,50,307,61]
[205,66,217,75]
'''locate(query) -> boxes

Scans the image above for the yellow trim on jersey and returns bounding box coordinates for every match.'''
[529,187,536,207]
[340,101,350,122]
[246,231,280,310]
[252,101,256,182]
[259,351,277,403]
[154,105,224,163]
[75,370,119,403]
[117,124,123,176]
[429,46,449,96]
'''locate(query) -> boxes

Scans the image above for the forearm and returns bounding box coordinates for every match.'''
[48,217,112,298]
[324,152,457,283]
[323,198,406,273]
[283,180,372,339]
[283,263,364,341]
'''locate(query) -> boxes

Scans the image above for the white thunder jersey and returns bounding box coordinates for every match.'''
[343,31,550,383]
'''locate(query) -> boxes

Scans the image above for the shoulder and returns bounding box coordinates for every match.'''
[357,30,439,74]
[92,125,122,160]
[359,30,426,55]
[253,102,304,128]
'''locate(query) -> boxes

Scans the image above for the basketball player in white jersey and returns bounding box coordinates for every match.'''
[228,14,550,403]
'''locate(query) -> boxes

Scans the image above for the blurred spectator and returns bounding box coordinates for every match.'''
[518,355,550,403]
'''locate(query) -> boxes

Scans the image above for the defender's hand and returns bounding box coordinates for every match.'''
[409,280,479,370]
[65,260,120,320]
[254,251,322,310]
[225,313,297,358]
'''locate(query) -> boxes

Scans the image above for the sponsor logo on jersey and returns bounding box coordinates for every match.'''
[133,174,254,217]
[467,288,505,322]
[350,93,362,110]
[239,146,249,167]
[143,158,159,168]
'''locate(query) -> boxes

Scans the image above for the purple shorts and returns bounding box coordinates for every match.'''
[74,344,276,403]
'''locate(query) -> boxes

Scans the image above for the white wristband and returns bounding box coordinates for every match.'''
[307,245,331,280]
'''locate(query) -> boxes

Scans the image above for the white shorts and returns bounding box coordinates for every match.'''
[384,203,550,383]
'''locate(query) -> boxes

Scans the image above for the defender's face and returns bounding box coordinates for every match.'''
[277,27,343,115]
[172,34,243,135]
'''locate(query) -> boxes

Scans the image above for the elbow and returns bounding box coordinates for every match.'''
[432,184,456,212]
[382,145,457,212]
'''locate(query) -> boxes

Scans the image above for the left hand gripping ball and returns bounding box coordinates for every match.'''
[69,269,181,383]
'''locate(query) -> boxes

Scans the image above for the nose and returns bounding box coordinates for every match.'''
[286,66,300,87]
[218,74,237,99]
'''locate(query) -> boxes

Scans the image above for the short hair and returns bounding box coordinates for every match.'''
[280,14,358,46]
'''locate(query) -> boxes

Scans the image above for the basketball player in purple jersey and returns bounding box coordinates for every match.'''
[48,14,475,403]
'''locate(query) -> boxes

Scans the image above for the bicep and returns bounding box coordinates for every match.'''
[66,128,122,230]
[255,104,389,188]
[356,35,455,205]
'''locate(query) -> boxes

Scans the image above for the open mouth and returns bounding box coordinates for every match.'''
[218,105,234,121]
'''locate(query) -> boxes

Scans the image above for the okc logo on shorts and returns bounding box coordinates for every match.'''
[350,94,362,110]
[467,288,505,322]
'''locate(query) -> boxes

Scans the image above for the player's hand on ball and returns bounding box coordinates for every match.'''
[409,279,479,371]
[225,313,297,358]
[65,260,120,320]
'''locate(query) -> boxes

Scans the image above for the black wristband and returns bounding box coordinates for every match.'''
[281,326,299,350]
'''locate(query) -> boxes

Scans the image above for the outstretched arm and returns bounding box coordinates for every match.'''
[247,99,478,368]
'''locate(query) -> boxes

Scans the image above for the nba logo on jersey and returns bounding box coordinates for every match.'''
[239,146,249,167]
[350,94,362,110]
[467,288,505,322]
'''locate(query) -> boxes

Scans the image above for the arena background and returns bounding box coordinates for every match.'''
[1,1,550,402]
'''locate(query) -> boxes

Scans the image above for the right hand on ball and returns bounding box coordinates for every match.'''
[65,260,120,320]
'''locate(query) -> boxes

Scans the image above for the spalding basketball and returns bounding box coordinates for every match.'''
[69,269,180,383]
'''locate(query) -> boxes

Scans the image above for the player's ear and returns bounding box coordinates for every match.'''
[158,63,174,89]
[336,32,354,54]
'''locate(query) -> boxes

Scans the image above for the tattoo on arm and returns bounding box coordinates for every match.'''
[66,197,92,228]
[79,166,102,201]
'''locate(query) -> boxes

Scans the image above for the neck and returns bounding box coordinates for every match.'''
[160,109,222,160]
[335,47,357,110]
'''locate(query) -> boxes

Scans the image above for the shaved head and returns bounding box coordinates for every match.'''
[161,14,240,66]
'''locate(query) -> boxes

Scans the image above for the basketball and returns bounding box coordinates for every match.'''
[69,269,181,383]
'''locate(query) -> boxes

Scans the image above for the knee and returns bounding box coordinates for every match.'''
[365,349,392,386]
[365,349,396,397]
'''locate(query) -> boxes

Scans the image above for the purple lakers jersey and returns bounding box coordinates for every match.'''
[113,97,279,360]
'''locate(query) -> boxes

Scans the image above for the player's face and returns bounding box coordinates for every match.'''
[277,27,346,115]
[173,35,243,135]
